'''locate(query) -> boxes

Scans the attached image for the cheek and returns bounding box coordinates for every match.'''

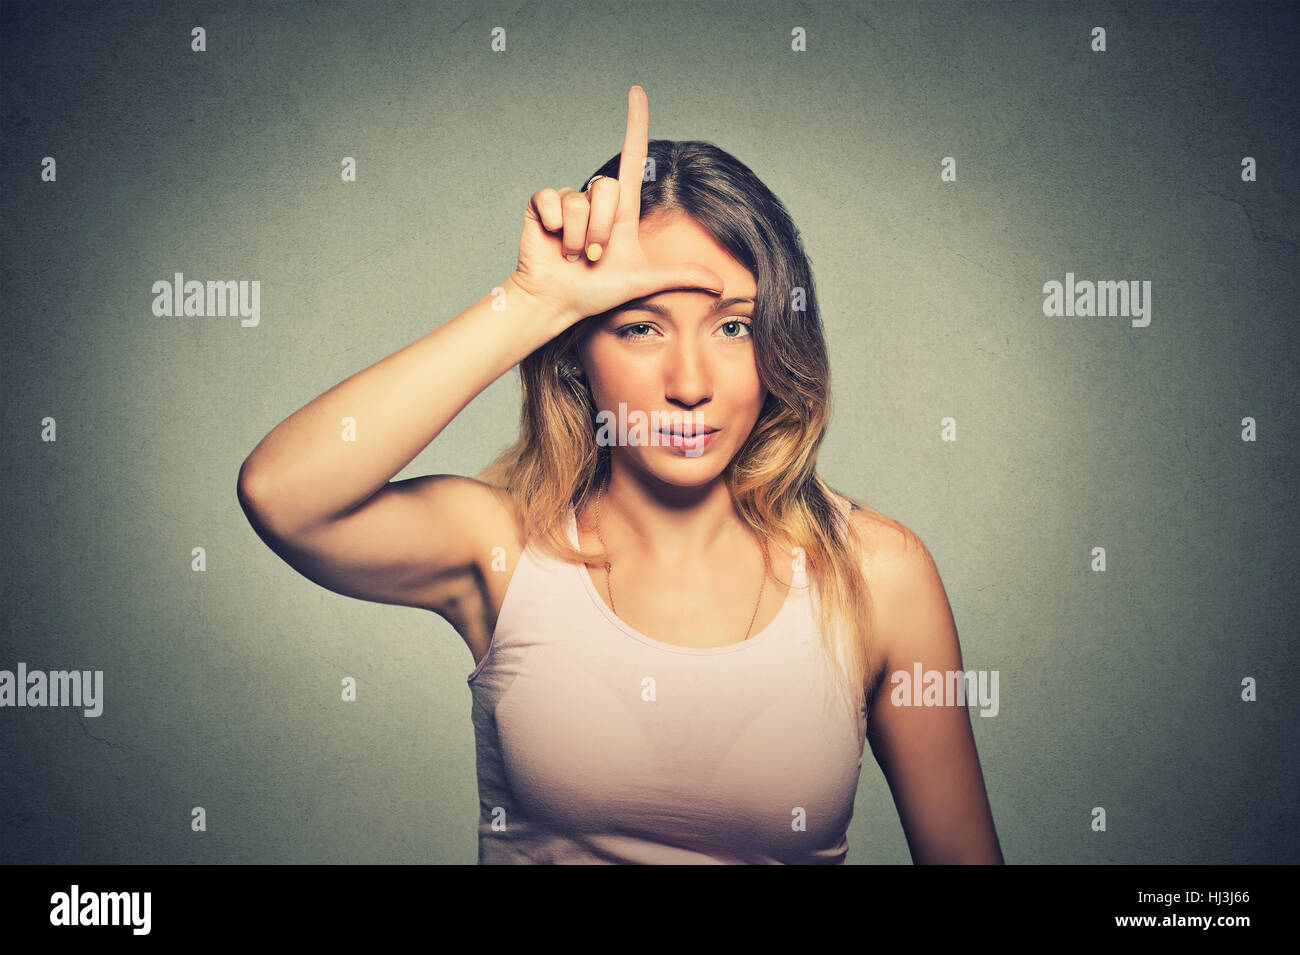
[589,352,658,393]
[584,367,649,412]
[721,359,764,397]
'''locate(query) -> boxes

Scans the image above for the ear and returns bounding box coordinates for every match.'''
[561,354,586,381]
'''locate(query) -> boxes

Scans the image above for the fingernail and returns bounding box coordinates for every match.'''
[565,252,580,262]
[586,242,603,262]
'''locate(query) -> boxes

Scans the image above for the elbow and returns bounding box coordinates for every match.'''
[236,460,266,511]
[237,460,280,533]
[236,461,321,542]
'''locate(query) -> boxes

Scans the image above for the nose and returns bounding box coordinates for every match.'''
[663,338,712,408]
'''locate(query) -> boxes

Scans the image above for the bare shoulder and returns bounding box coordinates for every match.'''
[422,473,523,529]
[843,500,951,668]
[420,474,527,562]
[846,501,926,570]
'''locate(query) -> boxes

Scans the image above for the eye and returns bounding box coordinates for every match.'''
[616,322,657,341]
[614,319,754,342]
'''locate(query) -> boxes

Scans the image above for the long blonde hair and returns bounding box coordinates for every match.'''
[477,139,888,721]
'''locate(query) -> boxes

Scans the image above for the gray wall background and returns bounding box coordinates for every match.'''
[2,0,1296,864]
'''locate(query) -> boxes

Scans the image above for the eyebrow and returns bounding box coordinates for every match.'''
[612,296,755,318]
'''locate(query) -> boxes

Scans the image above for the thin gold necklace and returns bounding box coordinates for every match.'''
[592,484,767,641]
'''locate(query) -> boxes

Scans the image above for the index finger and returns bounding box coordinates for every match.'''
[615,85,648,224]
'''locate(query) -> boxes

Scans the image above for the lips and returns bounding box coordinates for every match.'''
[658,426,720,454]
[659,425,718,437]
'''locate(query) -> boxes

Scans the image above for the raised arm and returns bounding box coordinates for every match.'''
[236,86,724,617]
[235,275,570,612]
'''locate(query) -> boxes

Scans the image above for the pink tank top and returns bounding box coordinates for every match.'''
[467,504,868,864]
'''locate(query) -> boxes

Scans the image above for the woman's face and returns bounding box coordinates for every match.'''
[575,211,765,488]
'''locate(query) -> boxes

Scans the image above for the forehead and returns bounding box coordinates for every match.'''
[633,213,757,303]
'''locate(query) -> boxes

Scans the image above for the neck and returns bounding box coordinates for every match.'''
[592,464,752,567]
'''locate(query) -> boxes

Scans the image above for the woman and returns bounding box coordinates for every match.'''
[237,87,1003,865]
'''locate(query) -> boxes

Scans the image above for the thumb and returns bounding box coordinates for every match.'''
[631,264,726,299]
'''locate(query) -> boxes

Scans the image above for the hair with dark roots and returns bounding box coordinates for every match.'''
[477,139,905,721]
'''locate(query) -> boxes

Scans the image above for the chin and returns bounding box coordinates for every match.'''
[633,453,726,487]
